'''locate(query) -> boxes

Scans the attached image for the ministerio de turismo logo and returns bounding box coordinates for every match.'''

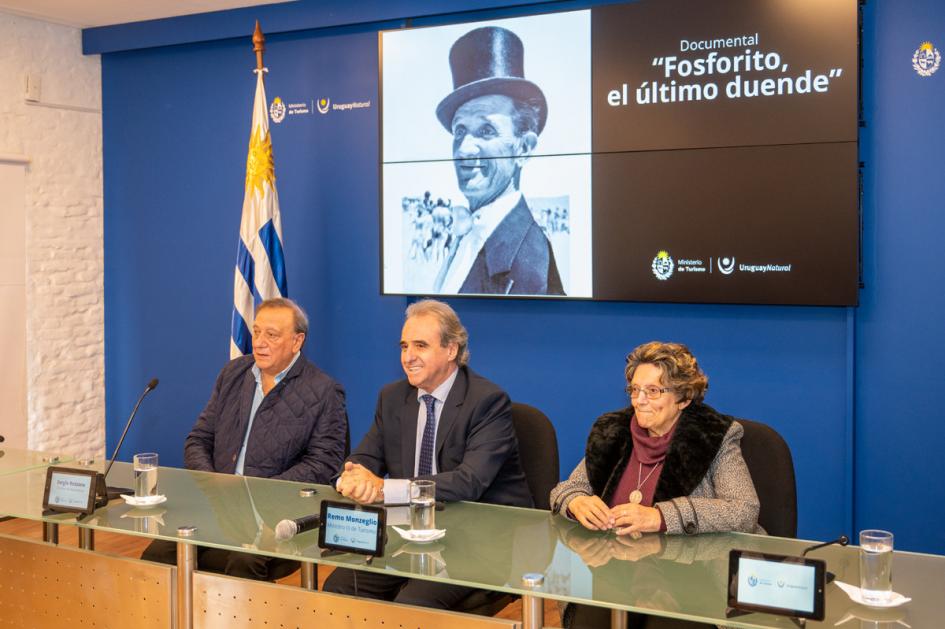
[269,97,286,123]
[913,41,941,77]
[652,250,674,280]
[317,97,330,114]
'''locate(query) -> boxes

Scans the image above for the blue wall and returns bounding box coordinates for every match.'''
[855,0,945,552]
[97,0,945,553]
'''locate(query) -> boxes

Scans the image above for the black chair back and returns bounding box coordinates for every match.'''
[736,418,797,538]
[511,402,559,510]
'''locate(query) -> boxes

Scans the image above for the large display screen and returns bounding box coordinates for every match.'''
[380,0,859,305]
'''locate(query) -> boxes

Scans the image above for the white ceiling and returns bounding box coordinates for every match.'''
[0,0,294,28]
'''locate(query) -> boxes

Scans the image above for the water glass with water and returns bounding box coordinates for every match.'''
[859,529,893,603]
[133,452,159,499]
[409,480,436,531]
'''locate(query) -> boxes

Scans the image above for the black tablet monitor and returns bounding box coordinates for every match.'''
[318,500,386,557]
[728,549,826,621]
[42,466,99,516]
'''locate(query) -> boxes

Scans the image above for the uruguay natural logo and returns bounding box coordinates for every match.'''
[717,256,736,275]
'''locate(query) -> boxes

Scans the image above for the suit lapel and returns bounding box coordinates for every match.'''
[401,386,420,477]
[435,367,468,460]
[483,198,532,278]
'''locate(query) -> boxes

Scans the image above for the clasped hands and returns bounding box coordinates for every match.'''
[568,495,662,535]
[565,531,663,567]
[336,461,384,504]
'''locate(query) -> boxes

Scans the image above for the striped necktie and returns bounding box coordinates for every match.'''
[418,394,437,475]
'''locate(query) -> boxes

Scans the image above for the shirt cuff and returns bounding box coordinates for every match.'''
[384,479,410,505]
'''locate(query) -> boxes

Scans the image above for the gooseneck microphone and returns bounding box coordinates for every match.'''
[802,535,849,556]
[100,378,159,500]
[275,514,321,541]
[803,534,849,584]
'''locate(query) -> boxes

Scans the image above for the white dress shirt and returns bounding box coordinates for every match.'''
[438,192,523,293]
[382,366,459,504]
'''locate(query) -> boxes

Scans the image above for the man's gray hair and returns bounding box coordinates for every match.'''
[256,297,309,336]
[405,299,469,366]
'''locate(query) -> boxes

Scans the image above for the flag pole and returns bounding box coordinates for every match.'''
[231,19,287,358]
[253,20,265,71]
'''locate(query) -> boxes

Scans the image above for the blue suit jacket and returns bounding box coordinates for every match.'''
[349,366,533,507]
[459,197,565,295]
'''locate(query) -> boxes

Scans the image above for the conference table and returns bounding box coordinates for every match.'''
[0,456,941,629]
[0,446,71,475]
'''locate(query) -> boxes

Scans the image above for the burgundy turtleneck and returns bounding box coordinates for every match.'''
[608,413,678,511]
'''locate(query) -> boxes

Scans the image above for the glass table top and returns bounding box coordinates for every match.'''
[0,461,940,628]
[0,446,72,476]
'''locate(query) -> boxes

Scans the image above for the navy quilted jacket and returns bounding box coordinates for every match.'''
[184,355,347,483]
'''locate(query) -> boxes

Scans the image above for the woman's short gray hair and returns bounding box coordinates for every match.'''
[256,297,309,336]
[624,341,709,403]
[405,299,469,366]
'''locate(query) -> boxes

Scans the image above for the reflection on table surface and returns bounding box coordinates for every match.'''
[0,461,942,628]
[0,446,73,475]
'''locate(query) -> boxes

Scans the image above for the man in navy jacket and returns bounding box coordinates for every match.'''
[141,297,347,579]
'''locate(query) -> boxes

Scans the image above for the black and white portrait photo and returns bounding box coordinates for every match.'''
[381,11,592,297]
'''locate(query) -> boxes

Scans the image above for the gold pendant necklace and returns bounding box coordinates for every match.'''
[629,461,662,504]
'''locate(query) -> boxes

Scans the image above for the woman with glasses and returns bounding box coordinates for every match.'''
[550,341,762,628]
[551,340,762,536]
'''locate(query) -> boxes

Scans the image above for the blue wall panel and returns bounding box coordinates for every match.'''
[855,0,945,554]
[99,0,944,553]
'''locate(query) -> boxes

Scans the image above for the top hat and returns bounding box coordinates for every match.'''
[435,26,548,134]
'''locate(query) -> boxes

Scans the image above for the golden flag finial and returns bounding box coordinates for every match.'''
[253,20,265,71]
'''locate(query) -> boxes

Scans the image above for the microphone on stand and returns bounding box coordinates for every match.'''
[803,534,849,583]
[802,535,849,556]
[95,378,159,503]
[275,514,321,541]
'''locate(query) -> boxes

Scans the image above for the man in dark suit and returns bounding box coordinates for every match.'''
[324,298,532,608]
[434,26,565,296]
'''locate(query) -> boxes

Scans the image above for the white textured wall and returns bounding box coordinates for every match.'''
[0,12,104,458]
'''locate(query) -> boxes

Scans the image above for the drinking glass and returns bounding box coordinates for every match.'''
[133,452,159,499]
[859,529,893,603]
[409,480,436,531]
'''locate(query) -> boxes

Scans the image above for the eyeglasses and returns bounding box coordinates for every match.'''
[627,384,674,400]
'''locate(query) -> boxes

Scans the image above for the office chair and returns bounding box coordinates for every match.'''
[736,418,798,538]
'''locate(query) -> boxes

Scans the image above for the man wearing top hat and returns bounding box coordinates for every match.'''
[435,26,565,296]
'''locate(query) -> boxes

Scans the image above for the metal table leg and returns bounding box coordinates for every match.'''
[177,526,197,629]
[79,528,95,550]
[611,609,628,629]
[300,561,316,590]
[42,522,58,544]
[521,572,545,629]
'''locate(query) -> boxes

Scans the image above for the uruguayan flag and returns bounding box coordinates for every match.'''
[230,68,287,358]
